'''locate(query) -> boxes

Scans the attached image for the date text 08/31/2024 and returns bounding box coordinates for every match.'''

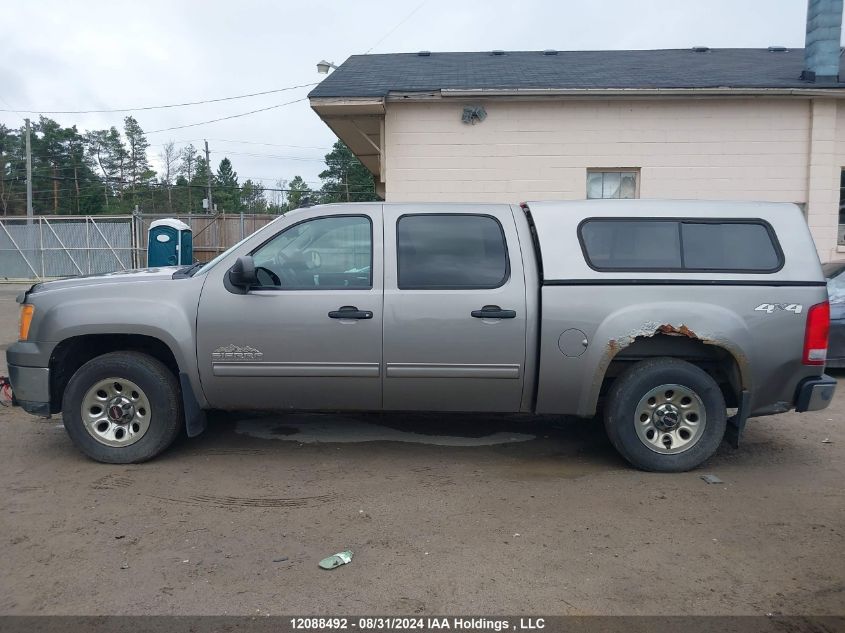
[289,618,546,631]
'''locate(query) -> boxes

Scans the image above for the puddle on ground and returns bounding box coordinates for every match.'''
[234,415,536,447]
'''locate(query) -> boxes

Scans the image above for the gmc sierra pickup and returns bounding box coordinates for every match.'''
[7,199,836,471]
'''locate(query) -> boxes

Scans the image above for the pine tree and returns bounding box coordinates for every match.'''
[287,175,311,210]
[192,157,214,212]
[123,116,154,207]
[319,141,378,203]
[240,179,267,212]
[215,157,239,211]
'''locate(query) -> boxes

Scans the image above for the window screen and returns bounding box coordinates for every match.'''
[397,214,509,289]
[579,219,782,272]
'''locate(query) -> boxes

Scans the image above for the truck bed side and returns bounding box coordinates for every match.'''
[526,199,827,418]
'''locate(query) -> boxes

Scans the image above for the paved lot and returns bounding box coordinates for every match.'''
[0,283,843,615]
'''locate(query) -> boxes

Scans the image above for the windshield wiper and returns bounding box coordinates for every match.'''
[172,262,204,279]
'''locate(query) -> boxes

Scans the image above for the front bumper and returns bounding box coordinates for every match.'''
[794,374,837,412]
[6,340,57,417]
[7,364,51,417]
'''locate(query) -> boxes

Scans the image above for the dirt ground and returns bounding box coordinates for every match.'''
[0,283,843,616]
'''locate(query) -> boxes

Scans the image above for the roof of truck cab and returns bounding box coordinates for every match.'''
[524,199,824,283]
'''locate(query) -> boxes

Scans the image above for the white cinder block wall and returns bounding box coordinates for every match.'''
[384,98,843,262]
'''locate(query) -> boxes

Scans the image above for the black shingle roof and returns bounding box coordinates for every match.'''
[308,48,845,98]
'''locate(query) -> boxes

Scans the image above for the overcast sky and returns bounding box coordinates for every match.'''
[0,0,822,188]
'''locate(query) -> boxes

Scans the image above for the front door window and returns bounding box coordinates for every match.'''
[252,215,372,289]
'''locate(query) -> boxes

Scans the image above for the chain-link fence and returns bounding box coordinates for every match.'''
[0,216,134,280]
[0,213,280,280]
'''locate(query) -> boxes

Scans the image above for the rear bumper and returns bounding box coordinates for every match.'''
[794,374,837,412]
[7,364,51,417]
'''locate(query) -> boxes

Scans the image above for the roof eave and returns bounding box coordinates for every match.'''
[309,97,385,115]
[433,87,845,98]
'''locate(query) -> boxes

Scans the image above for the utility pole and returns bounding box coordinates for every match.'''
[204,140,213,214]
[25,118,33,223]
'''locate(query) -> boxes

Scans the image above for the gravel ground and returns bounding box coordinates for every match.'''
[0,283,843,616]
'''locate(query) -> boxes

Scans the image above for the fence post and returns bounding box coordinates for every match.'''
[85,217,91,274]
[240,212,245,239]
[39,218,44,279]
[131,210,140,269]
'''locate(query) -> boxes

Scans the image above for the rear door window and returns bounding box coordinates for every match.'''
[397,214,509,289]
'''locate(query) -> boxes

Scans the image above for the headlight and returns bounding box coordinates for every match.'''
[19,304,34,341]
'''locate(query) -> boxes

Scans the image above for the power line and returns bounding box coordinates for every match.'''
[2,174,372,195]
[210,149,326,162]
[209,138,330,150]
[363,0,429,54]
[222,175,325,185]
[146,98,308,134]
[0,83,318,115]
[150,138,331,150]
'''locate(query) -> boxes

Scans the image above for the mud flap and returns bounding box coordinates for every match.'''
[724,390,750,449]
[179,373,207,438]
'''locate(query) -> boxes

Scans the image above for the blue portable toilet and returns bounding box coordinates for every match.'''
[148,219,192,267]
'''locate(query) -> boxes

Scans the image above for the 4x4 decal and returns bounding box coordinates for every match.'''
[754,303,803,315]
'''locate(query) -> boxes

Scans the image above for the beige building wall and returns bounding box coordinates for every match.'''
[383,97,843,262]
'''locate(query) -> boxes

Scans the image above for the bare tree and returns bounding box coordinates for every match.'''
[159,140,180,212]
[271,178,287,211]
[179,144,198,213]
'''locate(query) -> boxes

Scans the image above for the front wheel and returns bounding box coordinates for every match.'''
[604,358,727,472]
[62,351,183,463]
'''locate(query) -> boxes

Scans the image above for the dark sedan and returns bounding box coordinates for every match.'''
[824,261,845,368]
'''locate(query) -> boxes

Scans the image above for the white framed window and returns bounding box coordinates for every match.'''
[587,169,640,199]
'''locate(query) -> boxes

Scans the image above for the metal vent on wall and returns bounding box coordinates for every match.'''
[462,105,487,125]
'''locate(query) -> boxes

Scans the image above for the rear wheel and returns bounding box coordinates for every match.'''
[604,358,726,472]
[62,351,182,463]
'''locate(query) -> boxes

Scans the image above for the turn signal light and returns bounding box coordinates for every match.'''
[19,304,34,341]
[802,301,829,366]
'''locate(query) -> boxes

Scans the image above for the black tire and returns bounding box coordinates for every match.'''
[62,351,183,463]
[604,357,726,472]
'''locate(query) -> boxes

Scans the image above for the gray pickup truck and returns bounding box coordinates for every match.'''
[6,199,837,471]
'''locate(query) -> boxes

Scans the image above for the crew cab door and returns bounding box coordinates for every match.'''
[382,205,527,412]
[196,206,383,410]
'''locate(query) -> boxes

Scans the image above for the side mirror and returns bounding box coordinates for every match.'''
[228,255,258,290]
